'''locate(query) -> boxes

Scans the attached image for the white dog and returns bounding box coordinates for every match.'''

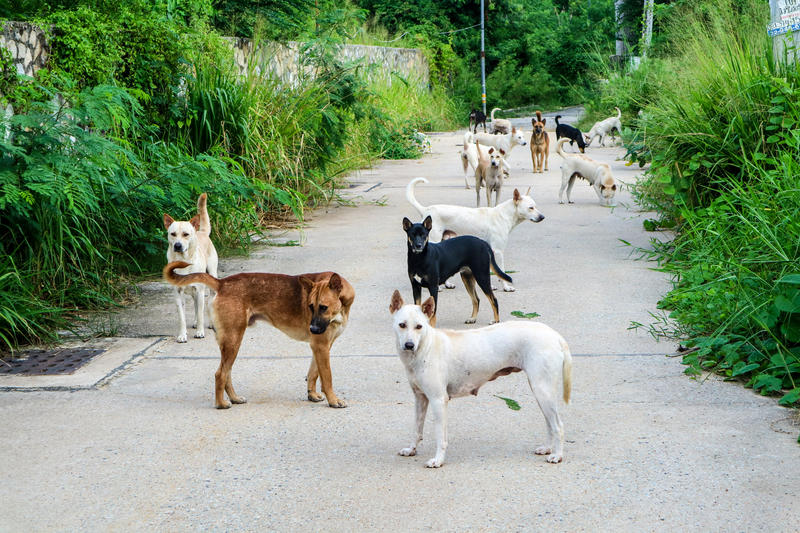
[585,107,622,147]
[163,193,219,342]
[389,291,572,468]
[555,138,618,206]
[467,127,527,158]
[406,177,545,291]
[490,107,511,135]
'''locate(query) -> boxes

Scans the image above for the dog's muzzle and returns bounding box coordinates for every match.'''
[173,242,183,252]
[403,341,415,351]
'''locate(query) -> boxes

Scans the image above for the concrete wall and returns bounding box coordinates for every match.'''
[227,39,429,87]
[0,22,428,87]
[1,21,48,77]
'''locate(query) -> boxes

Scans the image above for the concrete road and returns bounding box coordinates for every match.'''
[1,129,797,531]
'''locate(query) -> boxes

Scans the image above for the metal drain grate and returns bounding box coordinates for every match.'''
[0,347,106,375]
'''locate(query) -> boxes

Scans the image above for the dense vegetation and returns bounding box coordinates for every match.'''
[588,0,800,411]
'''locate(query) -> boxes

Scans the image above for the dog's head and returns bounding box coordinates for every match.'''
[300,274,346,335]
[163,213,200,257]
[389,290,435,353]
[511,126,527,146]
[512,188,545,223]
[531,111,546,137]
[488,147,504,169]
[595,166,618,206]
[403,216,431,254]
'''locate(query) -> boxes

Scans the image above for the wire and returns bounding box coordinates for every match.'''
[372,23,481,44]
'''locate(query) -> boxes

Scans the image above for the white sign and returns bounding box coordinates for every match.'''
[768,0,800,36]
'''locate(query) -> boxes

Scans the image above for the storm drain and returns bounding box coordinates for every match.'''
[0,347,106,375]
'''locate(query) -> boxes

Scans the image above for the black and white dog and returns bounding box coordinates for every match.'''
[469,108,487,133]
[403,216,511,326]
[555,115,587,153]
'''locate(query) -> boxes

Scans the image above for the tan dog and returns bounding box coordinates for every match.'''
[474,140,506,207]
[529,110,549,173]
[163,263,354,409]
[164,193,219,343]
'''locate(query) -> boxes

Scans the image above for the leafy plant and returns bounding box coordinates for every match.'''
[511,310,541,319]
[494,395,521,411]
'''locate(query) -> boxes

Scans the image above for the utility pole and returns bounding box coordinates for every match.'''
[480,0,486,115]
[642,0,654,59]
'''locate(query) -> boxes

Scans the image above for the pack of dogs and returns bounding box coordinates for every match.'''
[160,106,623,468]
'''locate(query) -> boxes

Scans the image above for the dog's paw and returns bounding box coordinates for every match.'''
[328,398,348,408]
[398,447,417,457]
[215,401,232,409]
[307,391,325,402]
[425,457,443,468]
[491,284,498,291]
[559,200,565,205]
[464,317,477,324]
[534,446,552,456]
[546,453,563,464]
[230,395,247,404]
[502,284,515,292]
[176,334,188,343]
[444,280,456,289]
[568,201,575,204]
[193,330,205,339]
[489,319,498,325]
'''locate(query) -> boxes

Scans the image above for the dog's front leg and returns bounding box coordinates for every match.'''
[412,280,423,306]
[399,391,428,457]
[174,287,188,343]
[192,284,206,338]
[311,337,346,408]
[425,397,448,468]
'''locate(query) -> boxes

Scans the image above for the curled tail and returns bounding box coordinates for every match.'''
[405,177,428,216]
[558,337,572,403]
[615,106,621,119]
[488,249,512,283]
[554,115,561,126]
[556,137,570,158]
[163,261,220,291]
[197,193,211,234]
[490,107,501,121]
[535,110,543,123]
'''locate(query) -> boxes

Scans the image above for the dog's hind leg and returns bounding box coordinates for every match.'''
[174,287,188,343]
[214,318,247,409]
[399,390,429,457]
[566,175,577,204]
[526,372,565,463]
[460,271,480,324]
[306,358,324,402]
[474,271,500,324]
[493,250,514,292]
[310,336,347,408]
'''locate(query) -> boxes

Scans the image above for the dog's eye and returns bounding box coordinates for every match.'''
[183,232,190,237]
[415,324,423,330]
[399,322,407,329]
[308,304,314,312]
[319,305,327,312]
[170,232,177,237]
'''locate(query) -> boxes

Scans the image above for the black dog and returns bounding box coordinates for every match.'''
[403,216,511,326]
[469,108,487,133]
[555,115,586,153]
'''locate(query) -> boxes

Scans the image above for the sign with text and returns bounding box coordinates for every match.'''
[768,0,800,36]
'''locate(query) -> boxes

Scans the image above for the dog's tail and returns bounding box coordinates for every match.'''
[488,248,512,283]
[554,115,561,125]
[535,110,543,123]
[560,337,572,404]
[163,261,221,291]
[556,137,571,159]
[490,107,501,122]
[406,177,428,216]
[615,106,621,119]
[197,193,211,234]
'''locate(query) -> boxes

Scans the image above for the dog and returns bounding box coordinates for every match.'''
[403,216,511,326]
[529,110,549,173]
[164,193,219,343]
[585,107,622,147]
[406,177,544,292]
[556,138,618,206]
[163,262,354,409]
[468,127,527,160]
[554,115,586,153]
[461,132,510,189]
[490,107,511,135]
[469,108,487,133]
[474,141,505,207]
[389,290,572,467]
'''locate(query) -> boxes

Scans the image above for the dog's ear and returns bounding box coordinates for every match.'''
[612,184,617,191]
[423,216,432,230]
[299,276,315,293]
[513,189,521,203]
[389,290,404,314]
[189,215,201,231]
[541,117,546,126]
[163,214,175,230]
[525,186,531,196]
[531,118,536,126]
[488,147,494,154]
[421,297,436,320]
[402,217,412,231]
[512,126,517,133]
[499,149,506,155]
[328,273,343,293]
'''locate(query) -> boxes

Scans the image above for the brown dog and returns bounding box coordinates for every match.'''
[530,111,549,173]
[164,262,354,409]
